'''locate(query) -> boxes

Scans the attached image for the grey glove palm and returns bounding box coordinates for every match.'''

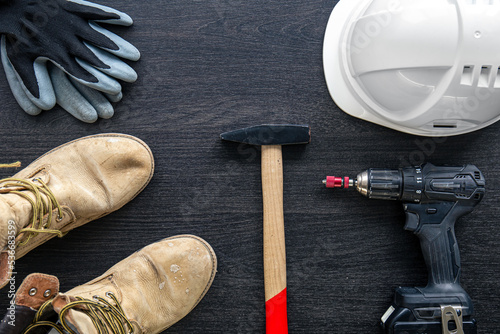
[0,0,140,122]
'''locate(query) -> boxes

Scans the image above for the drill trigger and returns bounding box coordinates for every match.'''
[404,211,419,232]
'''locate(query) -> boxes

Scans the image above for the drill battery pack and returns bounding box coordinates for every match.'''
[381,287,477,334]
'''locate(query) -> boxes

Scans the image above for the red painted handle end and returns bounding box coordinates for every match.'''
[265,288,288,334]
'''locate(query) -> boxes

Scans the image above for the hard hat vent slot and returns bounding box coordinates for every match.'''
[461,66,474,86]
[433,123,457,129]
[479,66,492,88]
[495,67,500,88]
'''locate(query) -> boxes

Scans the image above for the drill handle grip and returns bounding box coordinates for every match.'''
[404,203,471,286]
[417,220,460,286]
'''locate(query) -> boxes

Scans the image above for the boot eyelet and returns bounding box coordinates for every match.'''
[29,288,37,296]
[43,289,51,298]
[93,295,100,302]
[56,215,63,222]
[105,292,114,299]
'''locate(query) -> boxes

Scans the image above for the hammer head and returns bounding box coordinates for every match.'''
[220,124,310,146]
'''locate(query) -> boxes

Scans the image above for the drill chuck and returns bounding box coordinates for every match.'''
[357,169,402,200]
[324,168,403,200]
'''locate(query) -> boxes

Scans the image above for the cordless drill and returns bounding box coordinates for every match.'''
[324,163,485,334]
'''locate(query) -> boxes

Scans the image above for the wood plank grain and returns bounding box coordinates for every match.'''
[0,0,498,333]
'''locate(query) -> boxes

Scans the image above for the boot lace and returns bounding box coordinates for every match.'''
[0,162,21,168]
[22,292,134,334]
[0,162,65,245]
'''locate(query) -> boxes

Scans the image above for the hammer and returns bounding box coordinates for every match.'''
[221,124,310,333]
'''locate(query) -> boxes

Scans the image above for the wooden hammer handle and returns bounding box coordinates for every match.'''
[261,145,288,333]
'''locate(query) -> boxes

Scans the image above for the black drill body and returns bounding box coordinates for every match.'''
[352,163,485,333]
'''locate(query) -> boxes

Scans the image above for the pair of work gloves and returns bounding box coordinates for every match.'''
[0,0,140,123]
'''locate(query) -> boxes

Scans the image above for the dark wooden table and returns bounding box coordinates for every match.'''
[1,1,499,333]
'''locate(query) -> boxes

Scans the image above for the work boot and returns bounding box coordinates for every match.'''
[16,235,217,334]
[0,134,154,289]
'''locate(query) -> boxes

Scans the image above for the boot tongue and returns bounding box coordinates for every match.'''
[52,295,98,334]
[0,273,59,333]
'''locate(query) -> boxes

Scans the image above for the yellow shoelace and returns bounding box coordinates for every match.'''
[0,163,65,245]
[0,161,21,168]
[23,292,134,334]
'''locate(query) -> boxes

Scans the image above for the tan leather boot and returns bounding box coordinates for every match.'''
[0,134,154,289]
[20,235,217,334]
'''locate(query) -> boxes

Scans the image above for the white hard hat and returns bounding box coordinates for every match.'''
[323,0,500,137]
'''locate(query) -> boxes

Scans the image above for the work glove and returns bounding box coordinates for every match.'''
[0,0,140,122]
